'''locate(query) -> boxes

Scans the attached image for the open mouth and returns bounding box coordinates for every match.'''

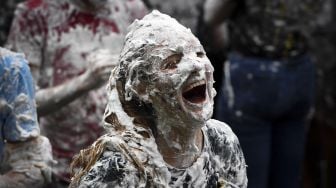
[182,80,207,104]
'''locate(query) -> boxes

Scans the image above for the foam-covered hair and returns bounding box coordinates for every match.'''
[103,10,201,132]
[71,12,207,184]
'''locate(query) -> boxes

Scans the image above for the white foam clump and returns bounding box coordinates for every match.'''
[103,72,134,131]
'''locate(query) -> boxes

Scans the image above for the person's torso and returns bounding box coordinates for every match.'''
[230,0,331,58]
[13,0,146,178]
[167,120,246,187]
[82,120,246,187]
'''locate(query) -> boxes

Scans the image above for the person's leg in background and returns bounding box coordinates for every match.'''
[302,117,323,188]
[217,110,272,188]
[216,52,280,188]
[270,118,306,188]
[270,54,315,188]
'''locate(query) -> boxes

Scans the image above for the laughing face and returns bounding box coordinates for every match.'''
[117,11,215,126]
[144,32,215,125]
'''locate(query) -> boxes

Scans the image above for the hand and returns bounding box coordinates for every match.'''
[84,49,119,89]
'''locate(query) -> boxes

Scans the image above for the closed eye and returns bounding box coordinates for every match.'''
[161,54,183,70]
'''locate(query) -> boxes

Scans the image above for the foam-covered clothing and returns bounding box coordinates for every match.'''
[6,0,147,181]
[0,48,40,161]
[75,119,247,188]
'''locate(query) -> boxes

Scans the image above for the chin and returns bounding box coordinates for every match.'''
[189,101,213,123]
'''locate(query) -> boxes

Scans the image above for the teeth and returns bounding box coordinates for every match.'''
[184,80,206,92]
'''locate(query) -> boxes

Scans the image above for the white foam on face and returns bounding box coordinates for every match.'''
[120,11,215,124]
[105,10,216,166]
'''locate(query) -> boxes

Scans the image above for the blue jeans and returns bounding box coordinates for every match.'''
[215,52,315,188]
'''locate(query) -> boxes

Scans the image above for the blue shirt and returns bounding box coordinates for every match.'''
[0,48,40,160]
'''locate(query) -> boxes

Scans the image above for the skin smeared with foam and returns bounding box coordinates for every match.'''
[120,12,216,167]
[70,11,247,188]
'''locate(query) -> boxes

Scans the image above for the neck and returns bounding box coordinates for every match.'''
[154,115,204,168]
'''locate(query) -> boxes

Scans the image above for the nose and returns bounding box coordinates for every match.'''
[193,60,204,71]
[180,55,211,75]
[187,59,206,77]
[191,58,214,81]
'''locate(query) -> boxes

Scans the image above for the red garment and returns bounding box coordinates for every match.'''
[7,0,147,182]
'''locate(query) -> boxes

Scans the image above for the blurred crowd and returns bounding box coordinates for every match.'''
[0,0,335,187]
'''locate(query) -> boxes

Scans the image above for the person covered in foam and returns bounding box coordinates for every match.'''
[0,48,54,187]
[70,11,247,188]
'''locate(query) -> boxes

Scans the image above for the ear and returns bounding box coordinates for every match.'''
[133,80,151,103]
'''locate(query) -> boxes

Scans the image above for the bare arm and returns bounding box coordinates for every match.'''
[203,0,238,26]
[6,3,120,117]
[36,50,119,116]
[36,66,107,116]
[0,136,54,188]
[202,0,238,50]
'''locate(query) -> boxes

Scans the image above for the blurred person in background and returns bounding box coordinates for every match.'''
[0,47,53,188]
[303,1,336,187]
[6,0,147,186]
[204,0,330,188]
[0,0,24,46]
[144,0,203,34]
